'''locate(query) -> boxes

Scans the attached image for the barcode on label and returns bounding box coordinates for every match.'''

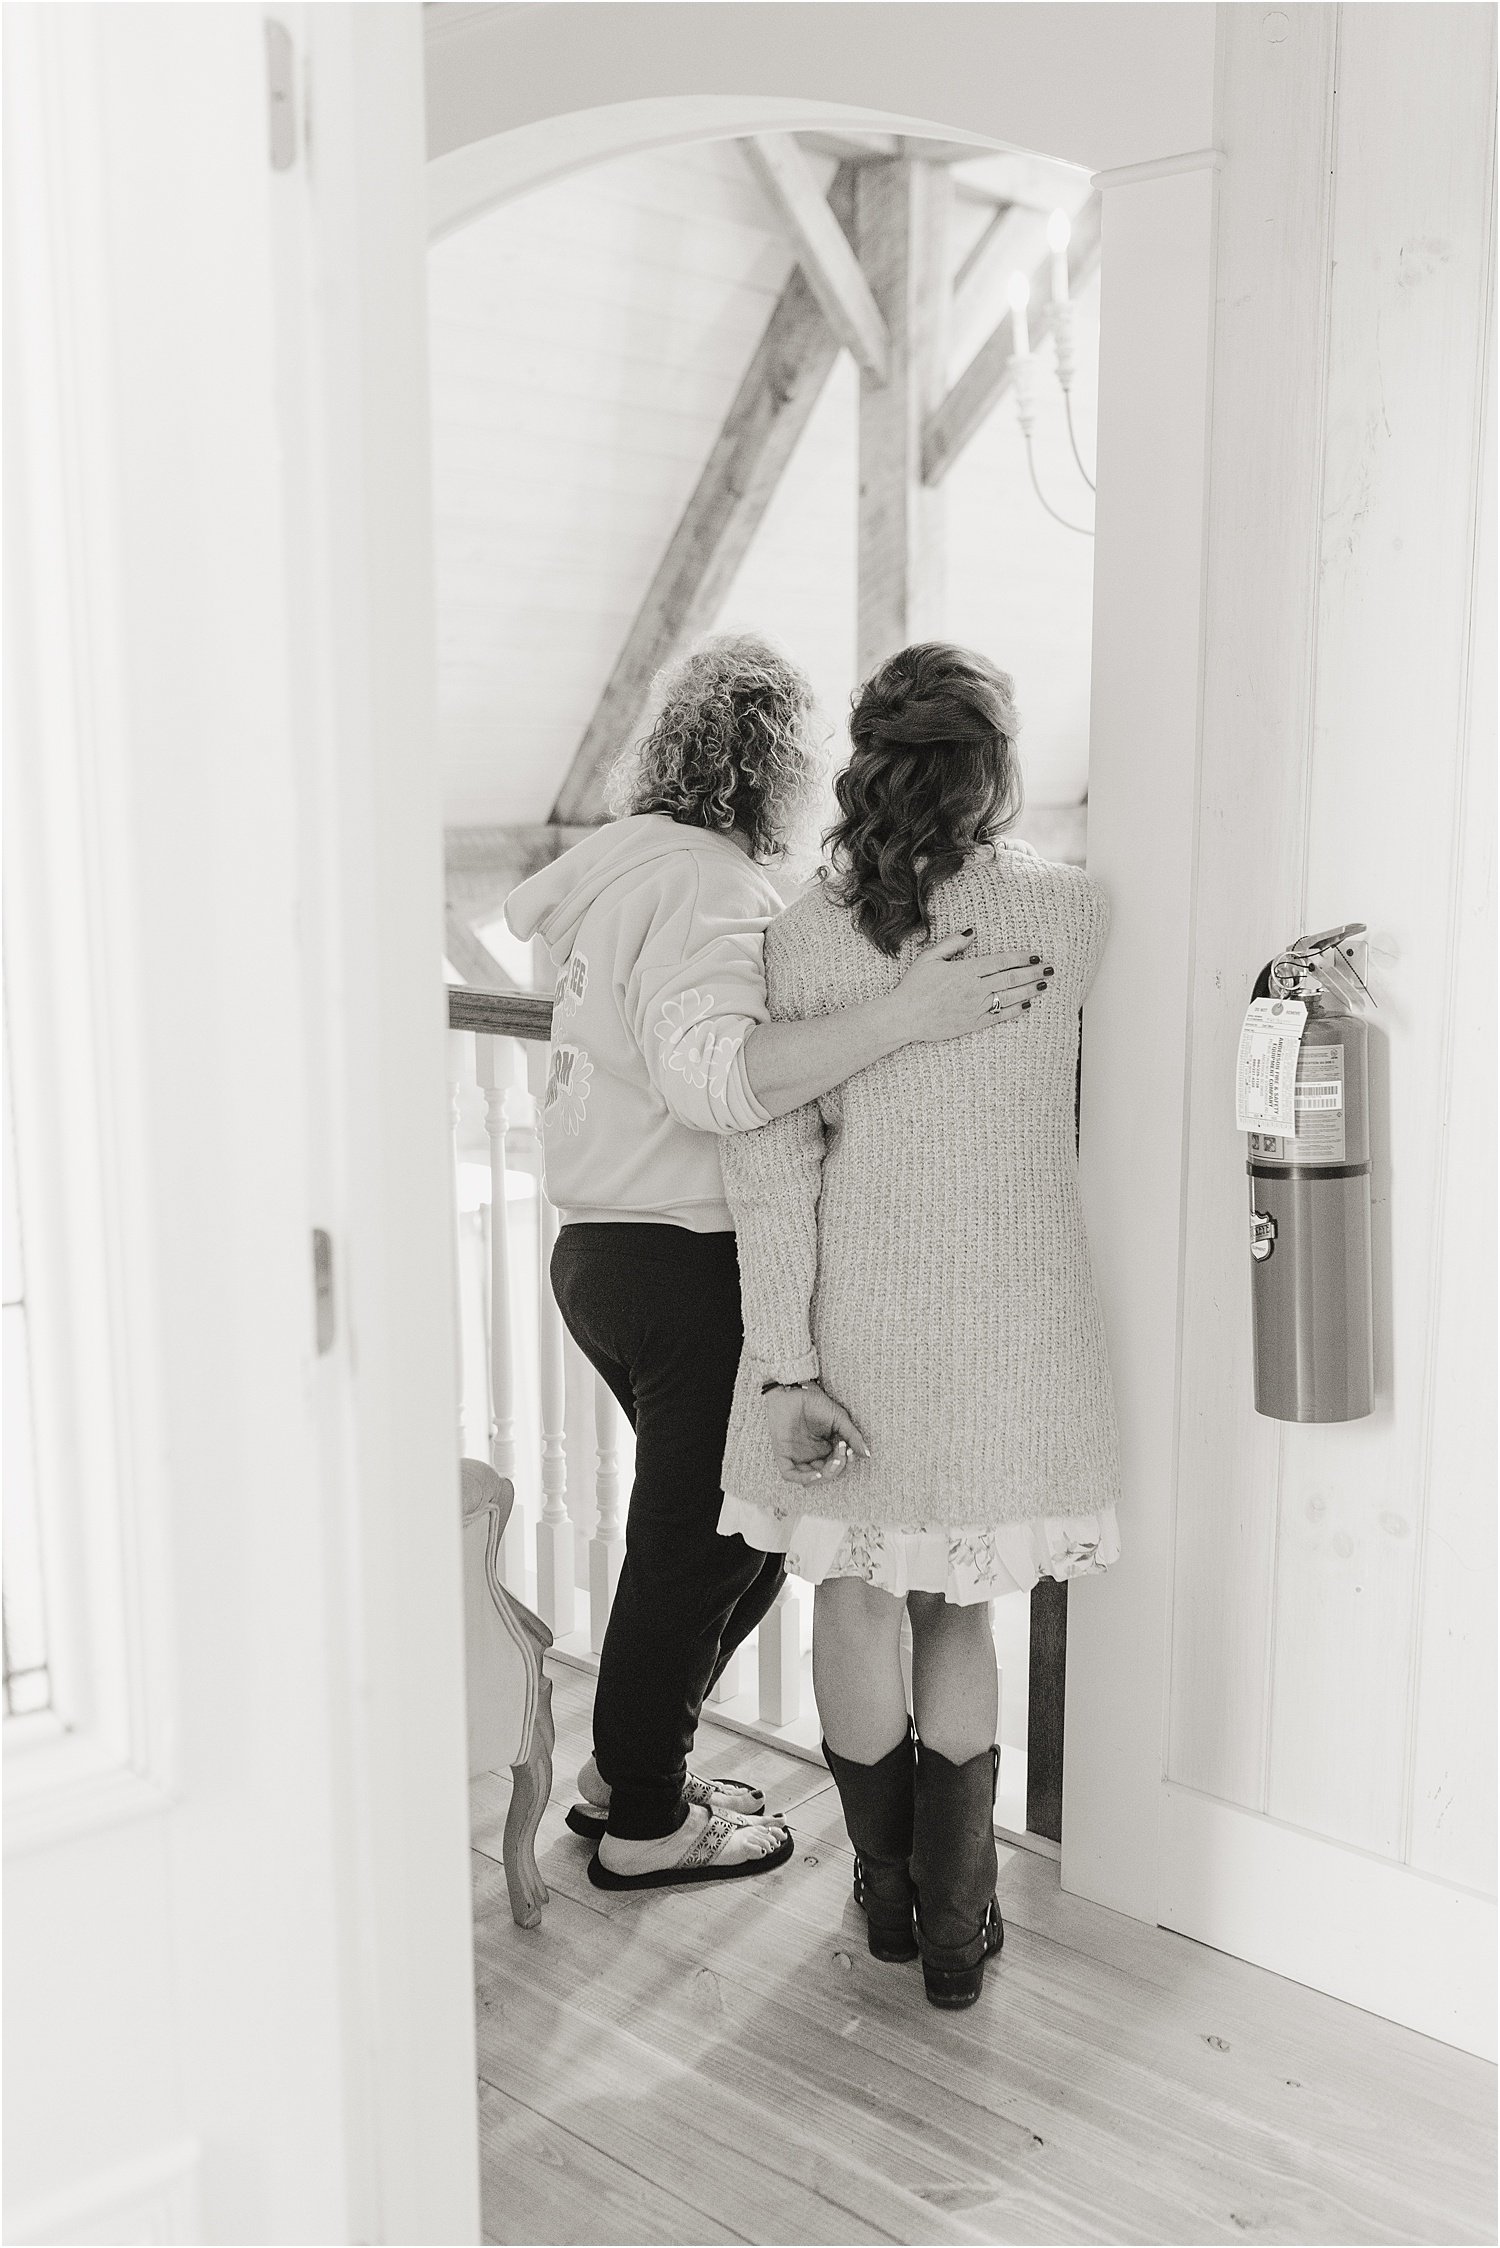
[1294,1084,1342,1111]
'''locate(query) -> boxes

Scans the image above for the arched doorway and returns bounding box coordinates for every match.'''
[425,8,1218,1929]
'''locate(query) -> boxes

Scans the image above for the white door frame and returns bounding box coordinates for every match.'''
[4,9,478,2239]
[415,11,1221,1931]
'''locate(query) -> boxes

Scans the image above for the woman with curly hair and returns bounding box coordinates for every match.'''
[505,634,1042,1891]
[719,642,1121,2002]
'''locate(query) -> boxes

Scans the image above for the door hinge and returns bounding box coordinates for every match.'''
[266,19,297,172]
[312,1228,335,1353]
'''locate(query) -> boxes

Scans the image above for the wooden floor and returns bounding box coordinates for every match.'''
[470,1665,1497,2247]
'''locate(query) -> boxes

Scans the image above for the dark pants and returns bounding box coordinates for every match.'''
[550,1222,786,1839]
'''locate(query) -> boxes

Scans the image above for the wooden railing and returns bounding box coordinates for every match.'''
[447,982,808,1743]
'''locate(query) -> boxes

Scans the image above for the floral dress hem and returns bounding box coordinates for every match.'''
[718,1495,1120,1606]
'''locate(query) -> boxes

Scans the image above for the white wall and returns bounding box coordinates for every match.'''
[1156,1,1496,2054]
[424,2,1216,188]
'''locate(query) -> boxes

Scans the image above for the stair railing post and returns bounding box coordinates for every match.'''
[708,1643,748,1707]
[447,1026,473,1456]
[476,1031,524,1587]
[525,1038,574,1638]
[756,1581,801,1727]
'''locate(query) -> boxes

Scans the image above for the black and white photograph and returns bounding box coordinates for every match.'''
[2,2,1496,2242]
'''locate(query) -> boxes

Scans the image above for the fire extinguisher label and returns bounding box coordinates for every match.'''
[1249,1046,1346,1163]
[1235,996,1308,1133]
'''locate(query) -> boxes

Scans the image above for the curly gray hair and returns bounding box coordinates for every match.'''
[606,634,825,862]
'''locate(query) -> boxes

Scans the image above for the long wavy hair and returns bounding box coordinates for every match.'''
[606,634,824,863]
[825,643,1023,955]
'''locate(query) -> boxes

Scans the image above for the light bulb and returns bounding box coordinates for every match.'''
[1047,210,1071,305]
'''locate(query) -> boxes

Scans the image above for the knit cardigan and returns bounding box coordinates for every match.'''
[719,841,1122,1529]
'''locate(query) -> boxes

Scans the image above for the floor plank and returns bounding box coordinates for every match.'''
[471,1672,1498,2247]
[479,2078,746,2246]
[476,1942,989,2247]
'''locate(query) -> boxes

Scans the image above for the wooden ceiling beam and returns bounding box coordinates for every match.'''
[549,168,857,828]
[855,158,950,675]
[445,822,597,935]
[921,191,1103,488]
[742,136,889,379]
[953,200,1025,295]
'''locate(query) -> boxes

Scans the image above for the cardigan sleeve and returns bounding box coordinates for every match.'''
[720,1096,827,1385]
[1080,878,1112,999]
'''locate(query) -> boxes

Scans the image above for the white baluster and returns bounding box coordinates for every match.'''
[476,1033,525,1587]
[447,1027,472,1454]
[708,1645,747,1707]
[534,1165,575,1638]
[756,1583,802,1727]
[590,1373,626,1653]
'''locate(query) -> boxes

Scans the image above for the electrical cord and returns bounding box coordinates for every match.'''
[1024,434,1094,537]
[1064,393,1096,492]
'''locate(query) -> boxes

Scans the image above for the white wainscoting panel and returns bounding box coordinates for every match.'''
[1405,188,1497,1897]
[1160,1784,1496,2062]
[1166,1,1339,1811]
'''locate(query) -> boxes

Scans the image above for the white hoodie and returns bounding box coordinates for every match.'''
[504,815,783,1232]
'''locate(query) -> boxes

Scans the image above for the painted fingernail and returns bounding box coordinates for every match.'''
[1044,965,1055,977]
[1022,999,1032,1010]
[1036,980,1048,991]
[961,926,975,936]
[1029,955,1041,965]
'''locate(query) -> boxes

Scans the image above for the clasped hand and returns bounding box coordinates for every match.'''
[764,1381,870,1487]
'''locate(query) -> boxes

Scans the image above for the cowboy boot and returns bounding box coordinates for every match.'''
[822,1730,918,1963]
[910,1739,1005,2009]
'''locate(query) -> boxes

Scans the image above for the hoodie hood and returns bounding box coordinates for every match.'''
[505,814,753,961]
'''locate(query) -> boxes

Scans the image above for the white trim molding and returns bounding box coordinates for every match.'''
[427,97,998,241]
[1091,147,1223,192]
[1160,1784,1497,2061]
[6,2139,202,2247]
[2,6,178,1852]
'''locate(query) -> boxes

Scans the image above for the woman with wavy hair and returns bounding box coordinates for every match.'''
[505,635,1041,1891]
[719,642,1121,2002]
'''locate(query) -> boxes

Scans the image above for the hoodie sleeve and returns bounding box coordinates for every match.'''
[719,907,826,1382]
[626,861,775,1135]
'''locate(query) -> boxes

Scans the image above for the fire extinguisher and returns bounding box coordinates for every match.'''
[1244,924,1374,1423]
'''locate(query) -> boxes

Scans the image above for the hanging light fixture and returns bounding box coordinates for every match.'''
[1008,209,1095,535]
